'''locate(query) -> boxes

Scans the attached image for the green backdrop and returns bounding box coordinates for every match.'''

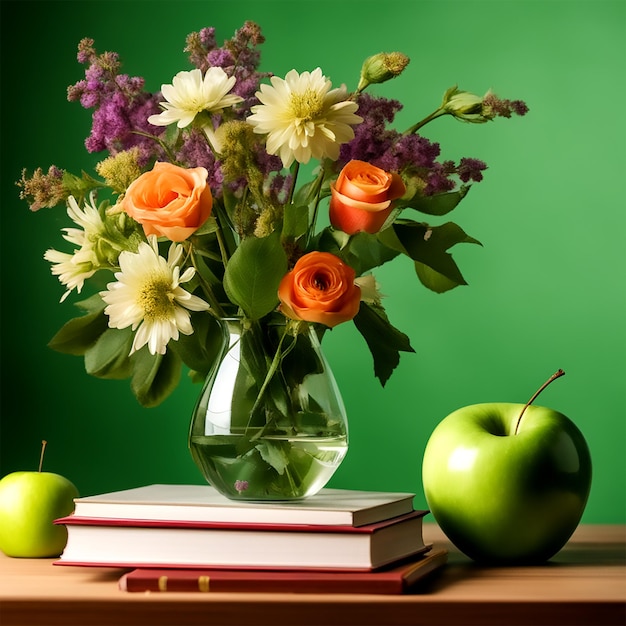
[1,0,624,523]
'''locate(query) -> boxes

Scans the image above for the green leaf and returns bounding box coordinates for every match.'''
[413,262,461,293]
[342,231,401,275]
[84,327,133,379]
[223,231,288,320]
[292,171,325,207]
[130,348,182,408]
[379,220,481,292]
[256,439,291,475]
[280,331,324,388]
[190,251,226,303]
[400,185,470,216]
[75,293,108,314]
[169,313,225,379]
[48,300,109,356]
[353,303,415,386]
[191,215,220,237]
[282,204,310,242]
[62,170,103,200]
[313,227,350,253]
[315,228,400,275]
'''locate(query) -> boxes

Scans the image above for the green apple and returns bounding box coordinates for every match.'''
[0,442,79,558]
[422,370,592,564]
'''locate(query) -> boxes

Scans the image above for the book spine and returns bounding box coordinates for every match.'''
[118,571,403,594]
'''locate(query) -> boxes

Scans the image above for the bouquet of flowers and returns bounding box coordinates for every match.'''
[19,21,528,412]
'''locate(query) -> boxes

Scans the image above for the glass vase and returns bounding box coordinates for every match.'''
[189,316,349,500]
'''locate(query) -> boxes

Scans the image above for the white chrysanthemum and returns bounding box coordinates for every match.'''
[63,195,105,245]
[44,249,97,302]
[100,237,211,356]
[44,195,105,301]
[247,68,363,167]
[148,67,244,129]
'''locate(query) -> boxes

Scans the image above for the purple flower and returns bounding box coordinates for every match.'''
[234,480,249,494]
[184,21,270,112]
[482,92,529,119]
[176,129,224,190]
[457,157,487,183]
[338,93,494,196]
[68,39,165,164]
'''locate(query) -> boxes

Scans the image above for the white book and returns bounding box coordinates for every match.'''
[70,484,416,527]
[55,511,429,570]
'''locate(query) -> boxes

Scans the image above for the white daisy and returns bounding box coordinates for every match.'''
[44,195,105,301]
[100,237,211,356]
[62,195,105,245]
[148,67,244,129]
[247,68,363,167]
[44,248,97,302]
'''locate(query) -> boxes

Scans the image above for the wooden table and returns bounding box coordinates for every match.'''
[1,524,624,626]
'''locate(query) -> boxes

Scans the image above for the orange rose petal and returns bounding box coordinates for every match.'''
[122,162,212,242]
[329,160,406,235]
[277,252,361,328]
[330,185,391,213]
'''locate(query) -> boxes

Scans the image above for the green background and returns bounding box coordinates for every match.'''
[1,0,624,523]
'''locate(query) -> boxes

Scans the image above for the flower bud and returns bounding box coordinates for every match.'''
[357,52,410,92]
[441,86,491,123]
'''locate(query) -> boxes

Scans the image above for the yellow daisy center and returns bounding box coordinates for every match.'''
[289,88,325,122]
[139,276,176,321]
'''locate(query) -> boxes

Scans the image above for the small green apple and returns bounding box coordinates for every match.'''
[422,370,592,564]
[0,441,79,558]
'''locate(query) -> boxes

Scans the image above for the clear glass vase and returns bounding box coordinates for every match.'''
[189,316,349,500]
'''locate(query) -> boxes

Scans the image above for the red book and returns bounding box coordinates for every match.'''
[55,511,429,570]
[118,549,448,595]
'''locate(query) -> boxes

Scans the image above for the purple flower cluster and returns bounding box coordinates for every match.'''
[483,92,529,119]
[176,22,279,196]
[67,38,165,165]
[338,94,487,195]
[457,157,487,183]
[185,21,271,109]
[175,129,221,184]
[338,94,404,167]
[340,94,487,195]
[63,25,497,207]
[256,149,292,205]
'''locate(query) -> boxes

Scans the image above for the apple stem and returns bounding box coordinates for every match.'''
[514,369,566,435]
[38,440,48,473]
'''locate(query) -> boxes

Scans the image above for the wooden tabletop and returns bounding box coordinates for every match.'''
[1,524,624,626]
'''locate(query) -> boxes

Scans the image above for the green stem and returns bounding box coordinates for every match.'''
[287,162,300,206]
[131,130,179,163]
[247,332,289,434]
[215,224,231,268]
[514,369,565,435]
[307,167,327,247]
[186,243,226,317]
[247,327,300,438]
[403,108,447,135]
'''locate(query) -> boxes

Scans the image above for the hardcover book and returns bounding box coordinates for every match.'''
[118,548,448,594]
[55,510,429,570]
[69,484,416,527]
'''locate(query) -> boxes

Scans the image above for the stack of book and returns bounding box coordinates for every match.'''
[54,484,447,594]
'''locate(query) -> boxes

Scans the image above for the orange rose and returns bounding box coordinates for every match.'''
[122,162,213,242]
[278,252,361,328]
[329,160,406,235]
